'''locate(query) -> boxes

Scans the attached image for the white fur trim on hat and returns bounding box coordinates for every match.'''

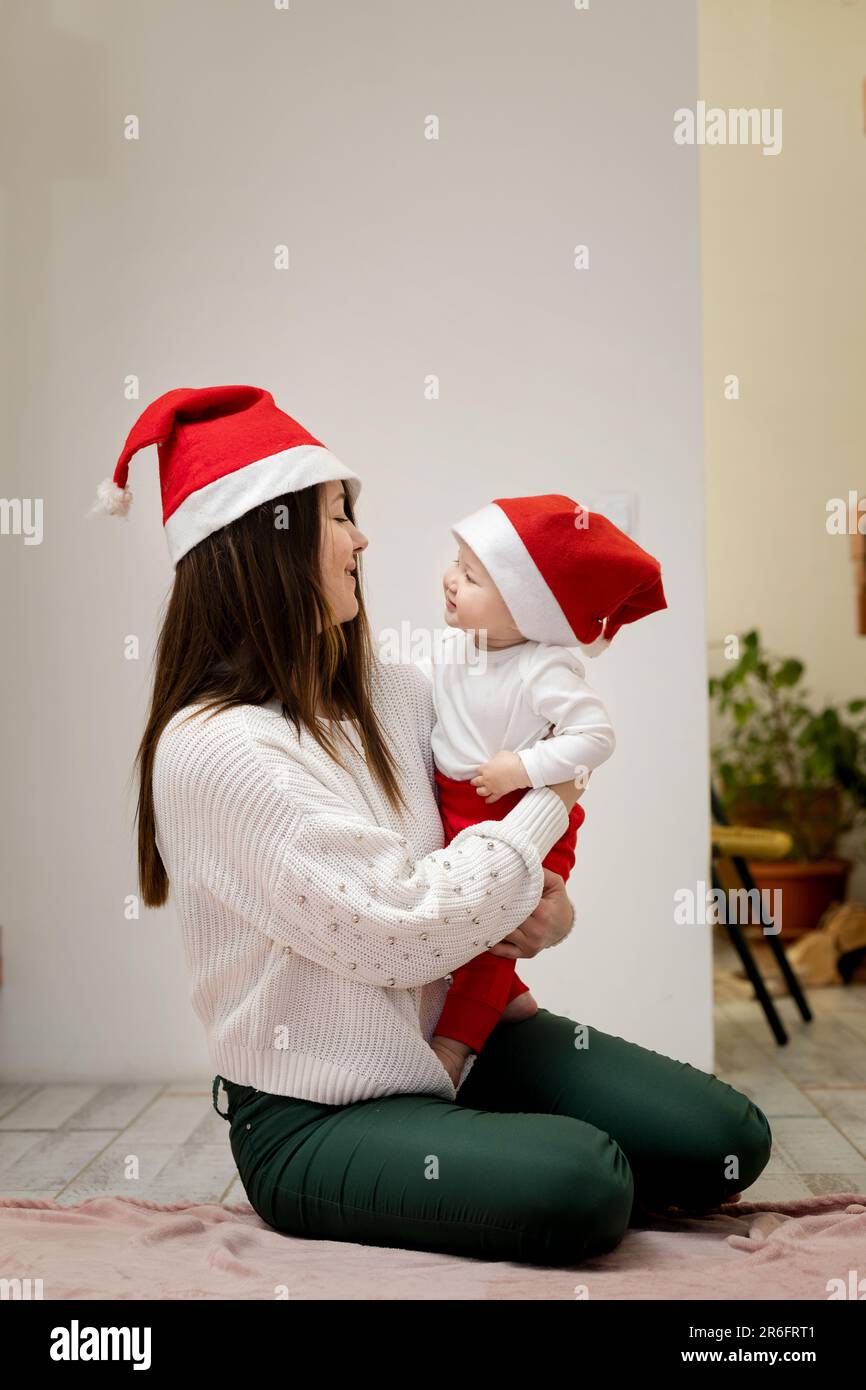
[452,502,576,647]
[163,444,362,566]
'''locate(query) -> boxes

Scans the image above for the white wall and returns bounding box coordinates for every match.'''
[0,0,711,1081]
[701,0,866,899]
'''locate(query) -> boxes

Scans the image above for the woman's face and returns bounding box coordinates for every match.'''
[319,480,368,626]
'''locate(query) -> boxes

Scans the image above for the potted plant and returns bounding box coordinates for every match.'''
[708,630,866,938]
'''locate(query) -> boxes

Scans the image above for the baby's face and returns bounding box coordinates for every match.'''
[442,540,524,644]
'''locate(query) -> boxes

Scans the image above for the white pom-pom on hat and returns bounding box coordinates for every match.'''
[577,631,612,658]
[88,476,133,518]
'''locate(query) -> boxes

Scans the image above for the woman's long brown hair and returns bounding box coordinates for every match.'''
[135,482,408,908]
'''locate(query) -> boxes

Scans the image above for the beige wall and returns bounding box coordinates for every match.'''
[701,0,866,895]
[0,0,711,1082]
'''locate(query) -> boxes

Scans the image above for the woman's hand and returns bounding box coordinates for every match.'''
[486,867,575,960]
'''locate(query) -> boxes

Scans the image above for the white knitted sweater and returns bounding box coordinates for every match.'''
[153,657,569,1104]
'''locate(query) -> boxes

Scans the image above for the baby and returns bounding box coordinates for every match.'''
[419,493,667,1088]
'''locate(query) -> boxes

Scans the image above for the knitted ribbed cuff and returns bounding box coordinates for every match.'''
[497,785,569,860]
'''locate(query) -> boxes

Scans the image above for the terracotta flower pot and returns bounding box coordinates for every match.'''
[743,858,853,940]
[725,787,843,861]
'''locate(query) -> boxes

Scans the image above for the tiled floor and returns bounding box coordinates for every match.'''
[0,1082,244,1206]
[2,940,865,1207]
[712,930,866,1201]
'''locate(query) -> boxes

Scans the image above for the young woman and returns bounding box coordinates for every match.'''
[106,384,771,1267]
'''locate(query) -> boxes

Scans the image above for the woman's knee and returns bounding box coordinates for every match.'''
[689,1074,773,1195]
[518,1128,635,1264]
[728,1091,773,1189]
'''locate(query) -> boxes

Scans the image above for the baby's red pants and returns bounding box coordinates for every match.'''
[432,769,584,1054]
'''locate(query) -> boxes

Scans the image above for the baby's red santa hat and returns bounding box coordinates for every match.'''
[452,494,667,655]
[89,384,362,565]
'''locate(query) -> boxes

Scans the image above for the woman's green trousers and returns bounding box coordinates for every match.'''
[212,1006,772,1266]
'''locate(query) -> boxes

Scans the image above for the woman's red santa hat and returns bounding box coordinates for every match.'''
[452,494,667,655]
[90,384,362,566]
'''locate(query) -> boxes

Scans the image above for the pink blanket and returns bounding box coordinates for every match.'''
[1,1193,863,1299]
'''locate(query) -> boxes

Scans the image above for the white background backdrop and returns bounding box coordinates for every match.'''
[0,0,711,1082]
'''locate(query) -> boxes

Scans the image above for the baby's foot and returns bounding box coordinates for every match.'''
[501,991,539,1024]
[431,1035,472,1087]
[634,1190,744,1221]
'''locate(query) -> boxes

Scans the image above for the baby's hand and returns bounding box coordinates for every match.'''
[471,750,531,804]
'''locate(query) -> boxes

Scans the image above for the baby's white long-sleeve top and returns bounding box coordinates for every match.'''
[417,630,616,788]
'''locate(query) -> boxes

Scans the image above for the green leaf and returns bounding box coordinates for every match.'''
[733,699,756,726]
[773,659,804,688]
